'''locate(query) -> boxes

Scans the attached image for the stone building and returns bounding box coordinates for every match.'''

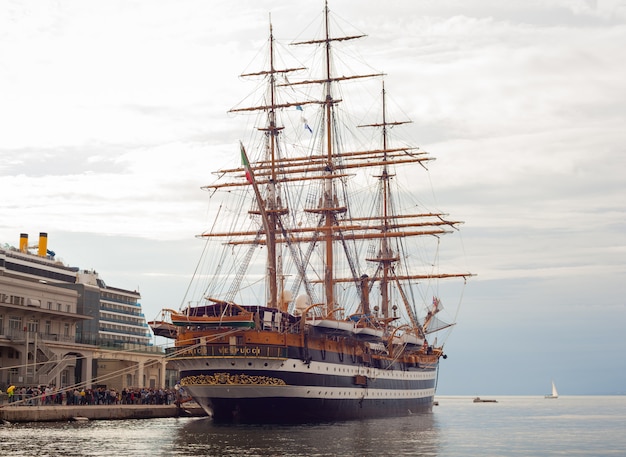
[0,233,167,391]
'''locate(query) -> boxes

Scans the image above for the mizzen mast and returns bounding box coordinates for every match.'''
[360,81,412,320]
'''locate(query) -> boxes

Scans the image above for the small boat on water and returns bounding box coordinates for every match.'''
[545,380,559,399]
[473,397,497,403]
[151,1,472,423]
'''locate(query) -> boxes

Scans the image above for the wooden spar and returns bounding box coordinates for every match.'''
[324,272,474,284]
[291,34,367,46]
[221,229,453,246]
[201,173,354,190]
[201,226,452,240]
[278,73,384,87]
[240,67,306,77]
[203,155,432,189]
[216,146,427,172]
[348,212,452,222]
[200,213,460,240]
[229,99,323,113]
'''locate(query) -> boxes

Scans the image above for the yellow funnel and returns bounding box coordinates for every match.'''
[19,233,28,253]
[38,232,48,257]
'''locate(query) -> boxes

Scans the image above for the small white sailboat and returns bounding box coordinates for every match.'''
[545,380,559,399]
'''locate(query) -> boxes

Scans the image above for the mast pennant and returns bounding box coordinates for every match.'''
[240,141,253,184]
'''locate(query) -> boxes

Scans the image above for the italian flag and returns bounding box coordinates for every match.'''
[240,141,253,184]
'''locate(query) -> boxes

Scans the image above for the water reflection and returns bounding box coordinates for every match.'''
[4,397,622,457]
[173,413,439,456]
[0,412,438,456]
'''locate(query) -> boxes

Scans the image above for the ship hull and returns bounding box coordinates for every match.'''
[175,354,438,423]
[197,393,435,423]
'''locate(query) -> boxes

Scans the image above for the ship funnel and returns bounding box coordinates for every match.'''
[38,232,48,257]
[19,233,28,253]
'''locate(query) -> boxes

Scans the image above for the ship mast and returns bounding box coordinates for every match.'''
[365,81,408,319]
[202,4,472,321]
[265,21,282,310]
[358,82,474,328]
[378,82,396,319]
[292,1,372,317]
[322,2,337,316]
[202,19,304,310]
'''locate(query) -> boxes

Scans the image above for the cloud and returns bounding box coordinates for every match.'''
[1,0,625,394]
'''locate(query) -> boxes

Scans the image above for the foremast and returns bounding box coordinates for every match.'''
[201,20,304,311]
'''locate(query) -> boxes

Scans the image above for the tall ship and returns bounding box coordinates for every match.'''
[152,2,472,423]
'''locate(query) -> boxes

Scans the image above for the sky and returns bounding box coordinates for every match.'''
[1,0,625,395]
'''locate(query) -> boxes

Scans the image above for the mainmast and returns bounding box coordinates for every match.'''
[322,2,337,316]
[292,1,370,317]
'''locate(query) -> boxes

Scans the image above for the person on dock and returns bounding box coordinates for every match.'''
[6,385,15,403]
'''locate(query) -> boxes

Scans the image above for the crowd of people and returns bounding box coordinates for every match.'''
[1,385,182,406]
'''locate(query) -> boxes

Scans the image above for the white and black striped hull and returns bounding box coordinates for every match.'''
[175,355,438,423]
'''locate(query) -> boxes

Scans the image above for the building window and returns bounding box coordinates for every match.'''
[9,315,22,330]
[64,323,70,337]
[27,320,38,332]
[45,320,51,335]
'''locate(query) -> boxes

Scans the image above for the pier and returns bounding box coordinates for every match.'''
[0,403,206,423]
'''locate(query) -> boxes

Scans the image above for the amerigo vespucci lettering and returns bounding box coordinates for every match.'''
[181,373,287,386]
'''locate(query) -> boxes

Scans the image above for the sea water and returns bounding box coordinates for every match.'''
[1,396,624,456]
